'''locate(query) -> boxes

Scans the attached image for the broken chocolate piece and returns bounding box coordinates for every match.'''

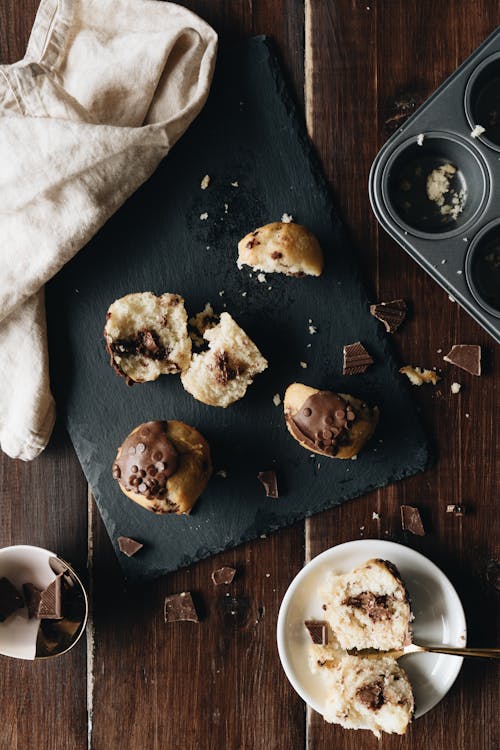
[343,592,391,622]
[23,583,42,619]
[356,680,386,710]
[257,470,279,498]
[343,342,374,375]
[304,620,329,645]
[37,575,63,620]
[443,345,481,376]
[211,566,236,585]
[370,299,407,333]
[164,592,199,623]
[117,536,144,557]
[0,577,24,622]
[400,505,425,536]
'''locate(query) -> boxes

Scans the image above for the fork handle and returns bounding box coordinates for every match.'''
[425,646,500,659]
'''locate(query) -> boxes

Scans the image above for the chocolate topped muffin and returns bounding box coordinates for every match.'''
[113,421,211,514]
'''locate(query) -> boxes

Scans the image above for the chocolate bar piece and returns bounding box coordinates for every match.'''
[117,536,144,557]
[304,620,329,645]
[370,299,407,333]
[164,592,199,623]
[257,470,279,498]
[211,566,236,585]
[400,505,425,536]
[0,577,24,622]
[23,582,42,619]
[37,575,63,620]
[443,345,481,376]
[343,342,373,375]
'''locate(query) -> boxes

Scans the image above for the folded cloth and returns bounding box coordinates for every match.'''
[0,0,217,460]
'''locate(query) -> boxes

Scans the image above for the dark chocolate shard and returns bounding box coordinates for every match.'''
[370,299,407,333]
[304,620,329,645]
[443,345,481,376]
[0,577,24,622]
[211,566,236,585]
[117,536,144,557]
[164,592,199,623]
[400,505,425,536]
[343,342,374,375]
[257,470,279,498]
[23,583,42,619]
[37,575,63,620]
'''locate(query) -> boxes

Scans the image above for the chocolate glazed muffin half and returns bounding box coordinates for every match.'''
[112,421,212,514]
[283,383,379,459]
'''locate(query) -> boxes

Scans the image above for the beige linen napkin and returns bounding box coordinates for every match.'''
[0,0,217,460]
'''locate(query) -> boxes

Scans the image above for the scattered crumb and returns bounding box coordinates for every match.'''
[272,393,281,407]
[200,212,208,220]
[300,361,308,369]
[441,259,447,264]
[451,382,462,394]
[372,512,380,520]
[457,270,463,275]
[449,295,456,302]
[218,290,225,296]
[399,365,440,385]
[267,286,272,291]
[265,573,271,578]
[242,291,247,297]
[216,469,227,479]
[260,534,267,539]
[200,174,210,190]
[465,412,470,418]
[470,124,485,138]
[426,163,464,220]
[75,289,79,293]
[308,325,318,335]
[281,213,293,223]
[359,526,365,531]
[231,181,239,187]
[257,273,266,283]
[306,343,312,348]
[351,455,358,461]
[417,133,424,146]
[224,203,228,214]
[463,237,468,242]
[447,504,465,515]
[437,348,442,353]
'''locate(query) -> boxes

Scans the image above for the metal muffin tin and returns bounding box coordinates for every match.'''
[370,27,500,343]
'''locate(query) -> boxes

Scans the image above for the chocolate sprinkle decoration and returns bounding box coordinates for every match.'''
[343,342,374,375]
[370,299,407,333]
[443,345,481,376]
[257,470,279,498]
[164,592,199,623]
[117,536,144,557]
[400,505,426,536]
[304,620,329,645]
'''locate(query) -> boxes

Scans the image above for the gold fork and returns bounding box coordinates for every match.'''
[347,644,500,660]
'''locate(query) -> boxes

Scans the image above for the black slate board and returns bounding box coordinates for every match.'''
[46,37,429,582]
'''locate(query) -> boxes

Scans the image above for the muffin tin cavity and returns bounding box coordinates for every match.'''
[465,53,500,150]
[382,134,487,237]
[466,220,500,317]
[370,27,500,343]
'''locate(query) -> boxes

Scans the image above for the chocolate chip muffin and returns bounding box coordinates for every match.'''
[112,421,211,514]
[181,312,268,407]
[237,221,324,277]
[104,292,191,385]
[283,383,379,459]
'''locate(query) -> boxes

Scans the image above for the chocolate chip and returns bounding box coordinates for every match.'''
[130,465,138,473]
[112,464,121,479]
[303,407,312,417]
[271,251,283,259]
[138,483,147,493]
[136,443,146,454]
[139,470,146,477]
[322,429,333,439]
[324,415,333,425]
[148,466,157,476]
[153,451,163,461]
[335,410,345,419]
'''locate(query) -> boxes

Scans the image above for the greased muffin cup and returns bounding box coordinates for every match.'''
[370,27,500,343]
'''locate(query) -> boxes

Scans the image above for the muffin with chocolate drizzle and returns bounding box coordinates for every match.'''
[104,292,191,385]
[283,383,379,459]
[112,421,211,514]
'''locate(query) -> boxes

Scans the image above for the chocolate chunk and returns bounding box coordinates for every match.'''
[304,620,329,645]
[113,421,179,498]
[164,592,199,623]
[211,566,236,585]
[343,592,391,622]
[257,470,279,498]
[212,351,240,385]
[400,505,425,536]
[23,583,42,619]
[117,536,144,557]
[343,342,374,375]
[370,299,407,333]
[288,391,356,456]
[37,575,63,620]
[0,577,24,622]
[443,345,481,376]
[356,680,386,710]
[271,251,283,259]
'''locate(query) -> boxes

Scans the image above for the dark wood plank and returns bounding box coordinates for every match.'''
[89,3,306,750]
[306,2,499,749]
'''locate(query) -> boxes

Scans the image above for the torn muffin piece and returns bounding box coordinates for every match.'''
[104,292,191,384]
[181,312,268,407]
[237,221,324,277]
[319,559,413,651]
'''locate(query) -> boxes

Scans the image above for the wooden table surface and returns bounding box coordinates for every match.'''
[1,2,499,749]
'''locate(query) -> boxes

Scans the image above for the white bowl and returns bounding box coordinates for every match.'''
[277,539,466,719]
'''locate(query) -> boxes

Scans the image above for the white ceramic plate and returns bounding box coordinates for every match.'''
[277,539,466,719]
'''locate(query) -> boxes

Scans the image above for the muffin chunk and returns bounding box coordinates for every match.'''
[238,221,324,277]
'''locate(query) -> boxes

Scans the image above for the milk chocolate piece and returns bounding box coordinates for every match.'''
[257,470,279,498]
[0,577,24,622]
[164,592,199,623]
[114,421,179,500]
[23,583,42,619]
[343,342,373,375]
[304,620,329,645]
[289,390,356,457]
[370,299,407,333]
[117,536,144,557]
[400,505,425,536]
[211,566,236,585]
[37,575,63,620]
[356,680,386,710]
[443,345,481,376]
